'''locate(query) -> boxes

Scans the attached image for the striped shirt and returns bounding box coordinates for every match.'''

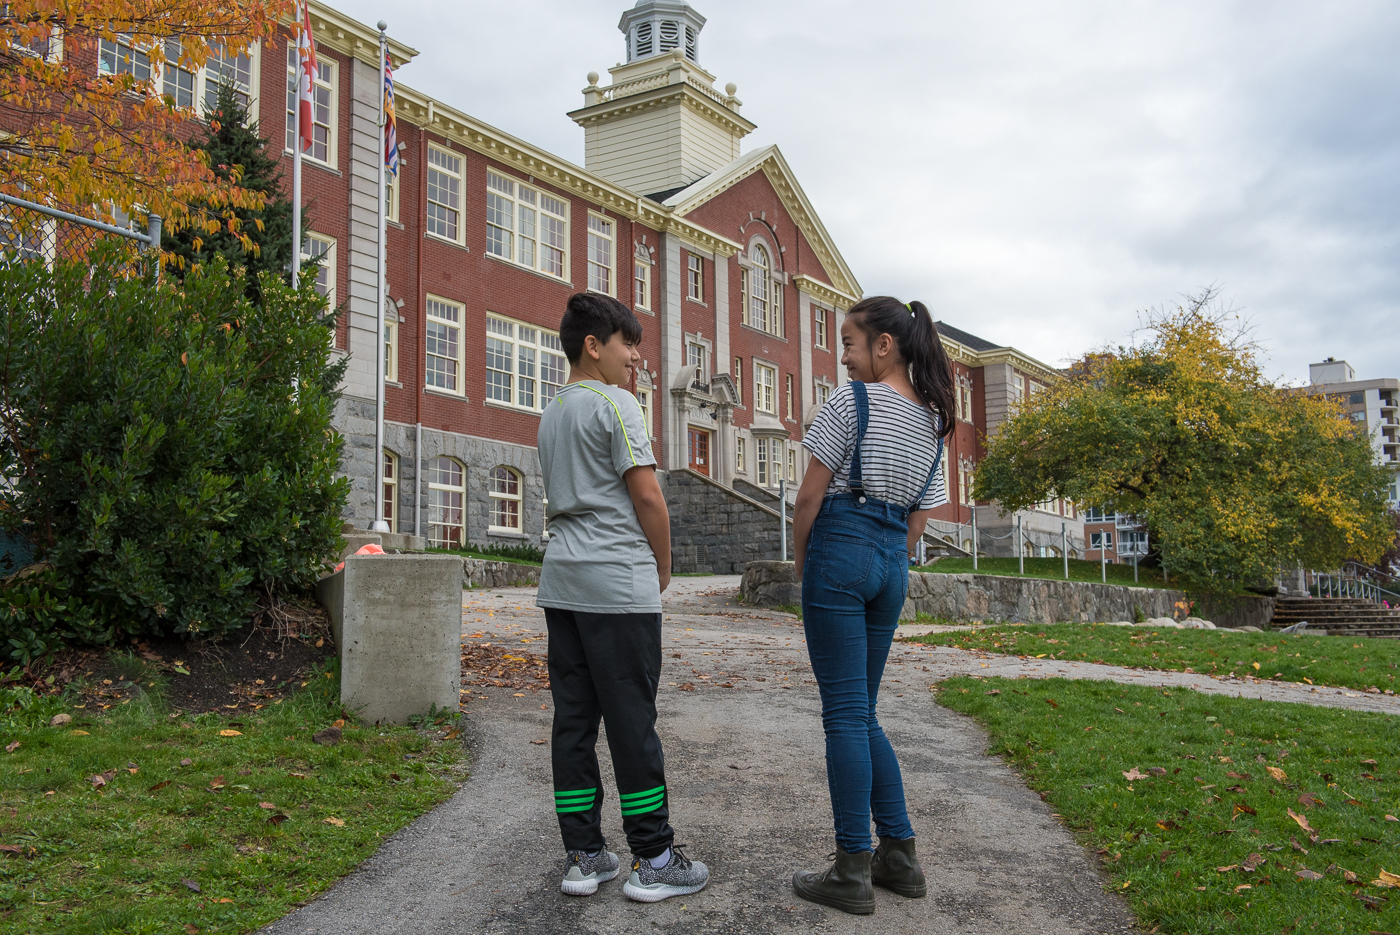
[802,382,948,510]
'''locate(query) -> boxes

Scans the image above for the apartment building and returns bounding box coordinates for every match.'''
[1310,358,1400,506]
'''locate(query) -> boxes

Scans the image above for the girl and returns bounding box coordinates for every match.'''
[790,296,955,915]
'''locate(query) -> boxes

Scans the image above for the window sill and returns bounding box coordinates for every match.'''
[388,219,404,230]
[484,399,543,418]
[423,386,468,401]
[740,323,788,342]
[814,345,832,354]
[425,232,469,252]
[282,151,341,176]
[486,529,528,539]
[686,297,708,307]
[635,305,655,316]
[483,251,572,287]
[385,380,403,388]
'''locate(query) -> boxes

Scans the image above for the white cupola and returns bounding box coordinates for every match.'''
[569,1,755,197]
[620,0,705,65]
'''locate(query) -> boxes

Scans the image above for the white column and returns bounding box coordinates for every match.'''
[659,233,685,471]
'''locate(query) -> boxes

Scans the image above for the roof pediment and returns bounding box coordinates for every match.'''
[663,145,861,302]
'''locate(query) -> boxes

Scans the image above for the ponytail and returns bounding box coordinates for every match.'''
[846,295,956,439]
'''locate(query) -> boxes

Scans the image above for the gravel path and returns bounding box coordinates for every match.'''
[261,578,1137,934]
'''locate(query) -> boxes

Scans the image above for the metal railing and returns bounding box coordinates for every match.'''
[1315,572,1387,604]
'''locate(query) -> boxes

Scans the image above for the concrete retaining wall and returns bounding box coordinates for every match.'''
[740,561,1275,629]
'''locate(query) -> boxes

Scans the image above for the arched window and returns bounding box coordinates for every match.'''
[427,456,464,549]
[742,242,783,336]
[381,450,398,533]
[489,466,523,533]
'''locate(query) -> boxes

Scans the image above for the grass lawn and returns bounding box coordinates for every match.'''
[0,660,466,934]
[936,675,1400,935]
[906,623,1400,693]
[917,556,1176,590]
[427,547,542,567]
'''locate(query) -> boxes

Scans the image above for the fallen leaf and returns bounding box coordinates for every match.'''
[1376,869,1400,888]
[185,926,199,934]
[985,689,1001,695]
[1148,767,1167,777]
[258,802,276,810]
[1298,792,1323,808]
[1361,759,1378,766]
[267,814,289,825]
[1234,803,1257,816]
[218,730,242,738]
[215,898,233,904]
[1386,815,1398,822]
[1157,819,1180,831]
[1288,808,1315,835]
[182,878,201,892]
[207,776,226,792]
[388,773,402,782]
[679,683,696,691]
[4,741,18,754]
[1044,698,1059,708]
[1296,868,1324,881]
[1266,766,1287,781]
[529,739,546,745]
[71,730,89,736]
[1241,852,1265,872]
[323,817,345,827]
[1234,884,1252,893]
[148,780,172,792]
[1290,837,1309,853]
[1123,767,1148,781]
[332,719,345,729]
[0,844,21,854]
[1217,864,1239,872]
[49,713,72,727]
[312,727,341,746]
[180,758,192,766]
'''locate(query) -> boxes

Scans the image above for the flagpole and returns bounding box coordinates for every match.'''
[290,1,302,290]
[369,21,390,534]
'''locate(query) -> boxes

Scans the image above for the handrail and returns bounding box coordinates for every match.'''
[1315,572,1385,604]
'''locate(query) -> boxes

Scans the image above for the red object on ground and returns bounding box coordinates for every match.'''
[334,542,386,573]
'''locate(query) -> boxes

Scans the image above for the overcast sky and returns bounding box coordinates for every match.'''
[341,0,1399,385]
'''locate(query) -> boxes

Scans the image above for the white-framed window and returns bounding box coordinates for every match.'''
[687,341,707,386]
[785,373,794,420]
[485,314,566,413]
[301,233,335,306]
[787,446,797,483]
[959,463,974,506]
[427,456,465,548]
[634,245,651,309]
[733,357,742,405]
[98,34,152,81]
[756,437,782,487]
[1013,373,1025,403]
[1090,531,1114,551]
[735,436,746,473]
[815,381,832,408]
[425,297,462,394]
[743,243,782,336]
[381,450,398,533]
[687,253,703,301]
[1083,507,1112,522]
[427,147,463,243]
[384,320,398,383]
[385,171,399,224]
[10,20,59,61]
[637,388,652,436]
[813,305,829,349]
[587,214,614,294]
[486,171,568,278]
[754,362,776,414]
[168,40,256,113]
[488,466,523,532]
[285,43,334,164]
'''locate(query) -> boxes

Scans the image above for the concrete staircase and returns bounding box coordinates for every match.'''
[1270,596,1400,638]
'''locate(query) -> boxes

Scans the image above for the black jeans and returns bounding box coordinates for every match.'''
[545,607,673,859]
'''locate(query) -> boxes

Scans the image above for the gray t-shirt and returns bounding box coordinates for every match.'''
[536,380,660,613]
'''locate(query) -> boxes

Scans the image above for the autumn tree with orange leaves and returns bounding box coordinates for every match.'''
[0,0,290,241]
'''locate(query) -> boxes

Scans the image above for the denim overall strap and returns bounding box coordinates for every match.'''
[907,436,945,513]
[847,381,870,503]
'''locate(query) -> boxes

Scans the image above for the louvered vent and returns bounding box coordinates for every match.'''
[634,21,653,58]
[684,25,697,61]
[658,20,680,52]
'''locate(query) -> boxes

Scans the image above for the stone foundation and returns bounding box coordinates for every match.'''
[662,469,792,574]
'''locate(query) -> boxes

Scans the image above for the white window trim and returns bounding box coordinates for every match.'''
[385,169,400,224]
[484,312,568,415]
[427,146,465,245]
[427,457,466,549]
[11,23,62,63]
[284,43,336,167]
[636,387,653,437]
[634,244,652,310]
[587,211,616,296]
[742,241,783,337]
[735,434,746,473]
[301,233,335,308]
[425,295,464,396]
[485,170,570,280]
[687,252,704,302]
[813,304,829,350]
[488,466,524,533]
[754,360,777,415]
[383,318,398,383]
[162,39,260,115]
[381,450,398,533]
[814,378,834,409]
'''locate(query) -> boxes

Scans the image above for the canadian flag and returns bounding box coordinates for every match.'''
[295,0,318,152]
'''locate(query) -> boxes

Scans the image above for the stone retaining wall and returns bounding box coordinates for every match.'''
[462,558,542,589]
[662,470,791,574]
[740,562,1275,629]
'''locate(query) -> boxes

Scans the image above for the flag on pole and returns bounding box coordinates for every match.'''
[296,0,319,153]
[383,48,399,176]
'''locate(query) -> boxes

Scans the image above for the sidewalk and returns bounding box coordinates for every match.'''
[261,578,1135,934]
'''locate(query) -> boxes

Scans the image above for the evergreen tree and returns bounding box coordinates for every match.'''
[163,82,304,303]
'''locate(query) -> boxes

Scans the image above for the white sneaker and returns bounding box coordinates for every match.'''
[622,844,710,903]
[560,849,620,896]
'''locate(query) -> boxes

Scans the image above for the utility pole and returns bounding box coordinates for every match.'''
[1017,515,1024,576]
[1062,522,1068,580]
[971,504,978,572]
[779,478,787,562]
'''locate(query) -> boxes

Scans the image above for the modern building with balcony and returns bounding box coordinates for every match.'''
[1310,358,1400,506]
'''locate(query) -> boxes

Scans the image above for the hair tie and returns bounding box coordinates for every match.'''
[905,302,915,317]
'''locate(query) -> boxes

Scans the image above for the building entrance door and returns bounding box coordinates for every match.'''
[687,428,711,476]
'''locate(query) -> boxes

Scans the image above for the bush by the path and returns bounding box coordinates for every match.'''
[908,622,1400,693]
[937,676,1400,935]
[0,248,348,651]
[0,661,465,933]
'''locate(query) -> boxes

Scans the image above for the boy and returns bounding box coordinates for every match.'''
[536,292,710,902]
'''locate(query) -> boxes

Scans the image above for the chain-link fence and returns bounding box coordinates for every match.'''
[0,191,161,277]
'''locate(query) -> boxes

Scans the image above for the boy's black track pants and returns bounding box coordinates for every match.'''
[545,607,673,859]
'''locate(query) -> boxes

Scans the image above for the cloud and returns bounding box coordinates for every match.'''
[346,0,1400,383]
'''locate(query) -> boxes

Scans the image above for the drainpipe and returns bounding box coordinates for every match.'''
[414,421,422,537]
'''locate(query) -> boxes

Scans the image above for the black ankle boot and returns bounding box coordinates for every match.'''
[792,847,874,915]
[871,835,927,898]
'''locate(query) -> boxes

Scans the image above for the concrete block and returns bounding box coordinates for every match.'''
[315,568,345,646]
[339,554,462,725]
[340,533,382,560]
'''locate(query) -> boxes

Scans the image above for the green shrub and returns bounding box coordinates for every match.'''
[0,246,348,649]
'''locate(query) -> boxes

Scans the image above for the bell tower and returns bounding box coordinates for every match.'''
[568,1,755,198]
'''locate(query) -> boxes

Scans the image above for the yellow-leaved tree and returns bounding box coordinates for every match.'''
[974,291,1394,591]
[0,0,289,239]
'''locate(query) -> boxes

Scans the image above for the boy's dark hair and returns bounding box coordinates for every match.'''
[560,292,643,364]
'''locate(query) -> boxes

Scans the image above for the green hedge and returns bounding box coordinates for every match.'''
[0,247,348,653]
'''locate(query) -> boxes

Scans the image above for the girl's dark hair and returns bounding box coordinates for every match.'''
[559,292,643,364]
[846,296,955,439]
